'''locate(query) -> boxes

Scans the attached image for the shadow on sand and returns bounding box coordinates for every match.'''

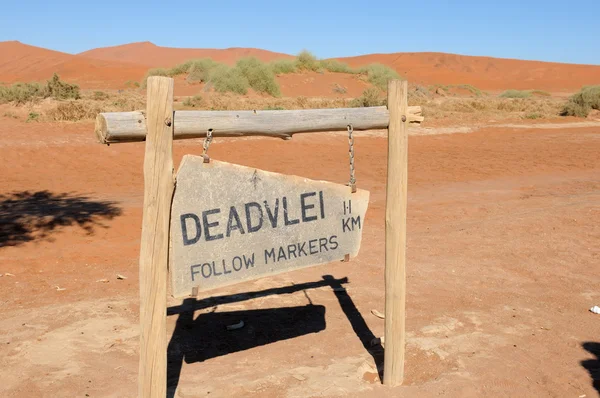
[581,342,600,394]
[0,190,121,247]
[167,274,384,396]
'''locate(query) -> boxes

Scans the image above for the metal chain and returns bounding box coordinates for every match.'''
[202,129,213,157]
[347,124,356,190]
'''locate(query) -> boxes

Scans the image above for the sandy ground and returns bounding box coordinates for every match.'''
[0,116,598,397]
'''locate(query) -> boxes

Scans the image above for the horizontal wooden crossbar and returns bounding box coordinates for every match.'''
[95,106,423,144]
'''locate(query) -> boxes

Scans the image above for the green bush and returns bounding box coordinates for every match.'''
[524,112,543,119]
[358,64,401,91]
[561,85,600,117]
[186,59,219,82]
[209,65,249,95]
[236,57,280,96]
[26,112,40,122]
[499,90,532,99]
[456,84,482,96]
[93,91,109,100]
[530,89,551,97]
[320,59,355,74]
[350,87,385,107]
[269,59,297,74]
[182,94,204,108]
[0,82,44,104]
[142,68,170,87]
[264,106,286,110]
[169,60,194,76]
[295,50,320,72]
[0,74,79,104]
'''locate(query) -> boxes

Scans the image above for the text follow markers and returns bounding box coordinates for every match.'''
[169,155,370,298]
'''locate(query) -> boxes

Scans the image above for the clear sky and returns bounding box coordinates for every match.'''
[1,0,599,65]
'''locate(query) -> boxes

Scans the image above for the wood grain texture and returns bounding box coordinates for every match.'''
[383,80,408,386]
[138,76,174,398]
[95,106,423,144]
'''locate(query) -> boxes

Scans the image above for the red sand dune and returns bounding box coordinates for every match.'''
[78,41,293,67]
[1,41,599,93]
[339,52,600,92]
[0,41,147,89]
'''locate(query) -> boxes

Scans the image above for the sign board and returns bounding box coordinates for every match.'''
[169,155,369,298]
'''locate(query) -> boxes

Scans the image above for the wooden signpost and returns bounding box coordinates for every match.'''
[95,76,422,397]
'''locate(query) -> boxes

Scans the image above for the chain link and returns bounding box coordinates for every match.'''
[347,124,356,190]
[202,129,213,157]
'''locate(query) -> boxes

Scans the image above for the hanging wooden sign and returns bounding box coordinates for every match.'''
[169,155,370,298]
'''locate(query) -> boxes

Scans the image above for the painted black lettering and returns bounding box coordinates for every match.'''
[201,263,212,279]
[329,235,339,250]
[319,191,325,219]
[297,242,307,256]
[264,199,279,228]
[300,192,318,222]
[265,248,276,264]
[181,213,201,245]
[319,237,328,252]
[277,246,287,261]
[212,260,223,276]
[226,206,245,237]
[342,218,351,232]
[191,264,201,281]
[202,209,223,241]
[222,259,232,274]
[309,239,318,255]
[244,254,255,269]
[245,202,264,233]
[232,256,243,271]
[287,244,298,259]
[283,196,300,226]
[351,216,361,230]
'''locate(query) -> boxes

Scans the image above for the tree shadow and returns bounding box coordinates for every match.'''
[581,342,600,394]
[0,190,122,247]
[167,275,383,396]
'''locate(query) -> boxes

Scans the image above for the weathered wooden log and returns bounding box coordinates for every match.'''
[95,106,424,144]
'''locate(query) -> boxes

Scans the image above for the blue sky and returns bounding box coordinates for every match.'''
[1,0,598,64]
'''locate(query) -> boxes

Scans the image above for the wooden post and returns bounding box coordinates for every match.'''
[383,79,408,386]
[138,76,174,397]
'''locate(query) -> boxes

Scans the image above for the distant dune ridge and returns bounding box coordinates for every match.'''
[1,40,599,92]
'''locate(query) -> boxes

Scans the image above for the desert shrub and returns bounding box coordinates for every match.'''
[45,101,101,121]
[456,84,482,96]
[0,74,79,104]
[295,50,320,72]
[320,59,355,74]
[44,73,80,100]
[26,112,40,122]
[3,111,18,119]
[499,89,531,99]
[142,68,170,87]
[208,65,249,95]
[0,82,44,104]
[93,91,109,100]
[350,87,385,107]
[169,60,193,76]
[264,106,286,110]
[524,112,543,119]
[530,89,551,97]
[269,59,297,74]
[358,64,401,91]
[560,85,600,118]
[182,95,204,108]
[235,57,280,96]
[186,59,219,82]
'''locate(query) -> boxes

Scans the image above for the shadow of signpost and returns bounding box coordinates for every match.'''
[581,342,600,394]
[0,190,122,247]
[167,275,383,396]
